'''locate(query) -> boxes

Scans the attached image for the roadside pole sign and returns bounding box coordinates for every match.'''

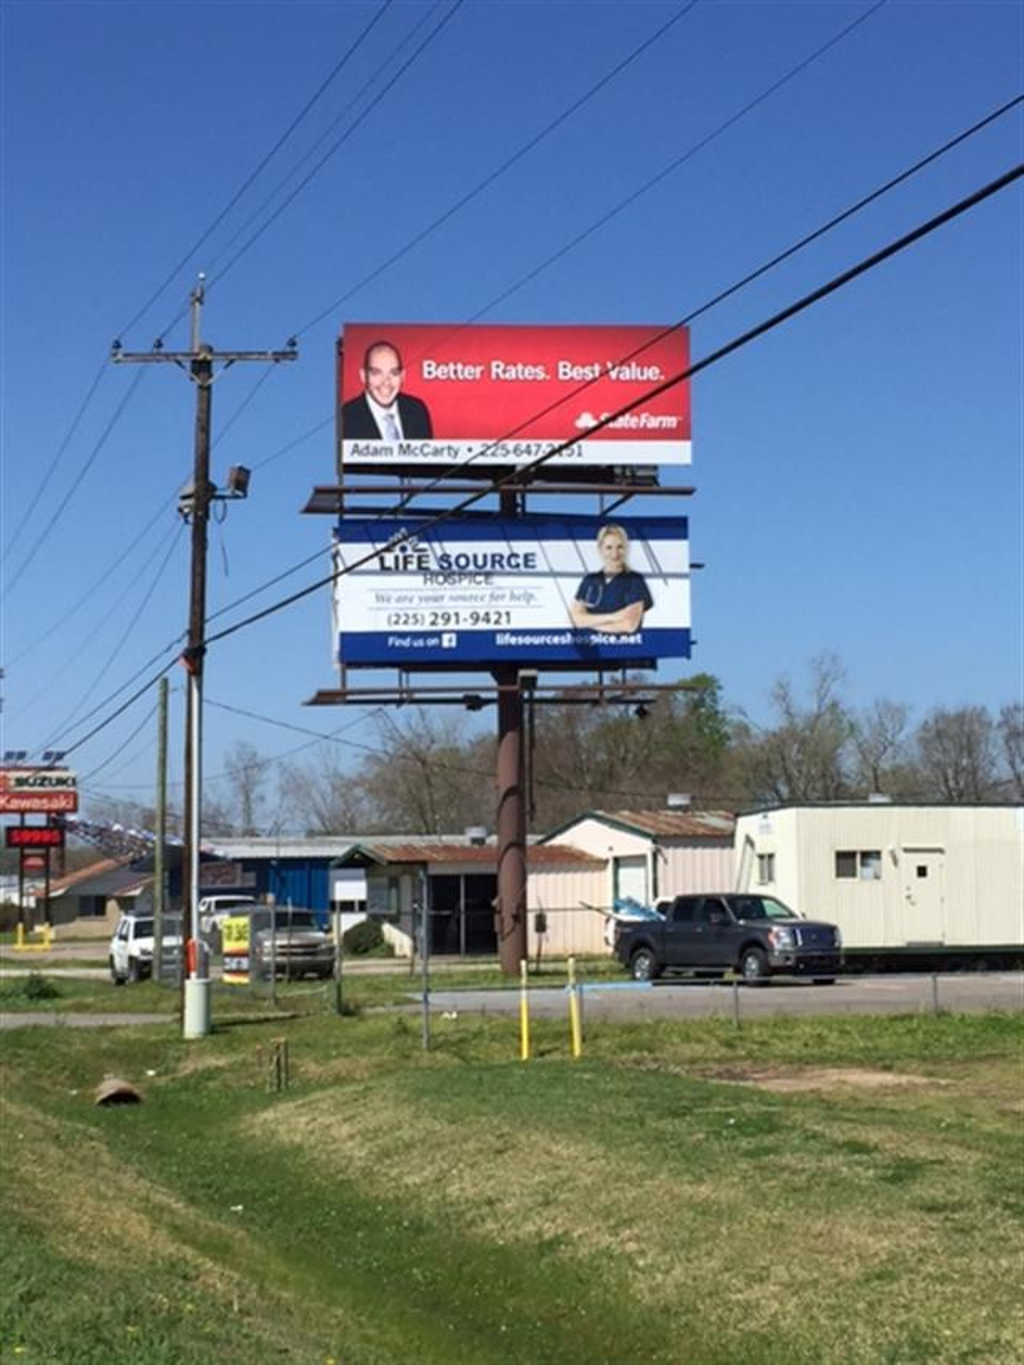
[222,915,252,985]
[0,768,78,815]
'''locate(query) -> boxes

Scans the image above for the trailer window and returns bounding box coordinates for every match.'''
[836,850,882,880]
[756,853,775,885]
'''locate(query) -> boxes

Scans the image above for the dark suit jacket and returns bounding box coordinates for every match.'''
[340,392,433,440]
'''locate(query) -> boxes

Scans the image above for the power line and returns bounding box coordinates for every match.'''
[202,0,466,299]
[2,359,109,570]
[116,1,395,346]
[201,165,1022,650]
[204,107,1022,631]
[4,496,175,670]
[43,164,1024,765]
[2,6,395,640]
[3,0,894,662]
[200,1,448,286]
[38,522,185,748]
[292,0,701,338]
[2,368,148,601]
[11,518,183,728]
[78,698,160,784]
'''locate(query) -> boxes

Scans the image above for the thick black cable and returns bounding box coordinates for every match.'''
[399,92,1024,502]
[202,165,1023,649]
[205,107,1023,629]
[78,699,160,784]
[58,657,179,761]
[292,0,700,338]
[204,0,465,297]
[116,2,394,346]
[45,164,1023,764]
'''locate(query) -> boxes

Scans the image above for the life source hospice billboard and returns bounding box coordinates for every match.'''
[337,323,690,471]
[333,515,690,668]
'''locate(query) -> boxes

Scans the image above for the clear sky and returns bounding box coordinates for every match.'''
[1,0,1021,821]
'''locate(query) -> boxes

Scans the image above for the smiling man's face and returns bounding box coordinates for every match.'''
[361,345,404,408]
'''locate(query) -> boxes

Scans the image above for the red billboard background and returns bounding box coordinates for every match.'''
[338,322,690,457]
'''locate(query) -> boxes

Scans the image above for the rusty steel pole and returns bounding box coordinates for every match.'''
[493,486,528,974]
[495,667,528,974]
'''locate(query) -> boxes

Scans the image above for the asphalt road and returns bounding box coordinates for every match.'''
[422,972,1024,1021]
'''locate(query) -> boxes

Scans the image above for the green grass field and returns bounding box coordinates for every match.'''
[1,986,1021,1364]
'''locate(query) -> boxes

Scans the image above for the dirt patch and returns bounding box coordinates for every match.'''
[703,1065,948,1093]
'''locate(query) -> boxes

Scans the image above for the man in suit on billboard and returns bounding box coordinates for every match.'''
[341,340,433,441]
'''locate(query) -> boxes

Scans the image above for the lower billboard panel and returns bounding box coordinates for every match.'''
[333,515,690,668]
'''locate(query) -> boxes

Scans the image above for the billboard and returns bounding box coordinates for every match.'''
[0,768,78,815]
[333,515,690,667]
[337,323,690,471]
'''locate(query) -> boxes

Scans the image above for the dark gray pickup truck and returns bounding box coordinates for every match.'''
[614,893,842,983]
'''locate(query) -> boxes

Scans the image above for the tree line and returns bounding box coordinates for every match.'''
[78,655,1022,842]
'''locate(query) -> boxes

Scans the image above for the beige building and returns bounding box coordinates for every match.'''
[531,809,736,956]
[734,803,1024,955]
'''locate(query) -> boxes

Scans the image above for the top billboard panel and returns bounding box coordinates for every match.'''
[337,322,690,472]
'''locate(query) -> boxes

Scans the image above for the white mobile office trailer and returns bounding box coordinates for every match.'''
[734,803,1023,968]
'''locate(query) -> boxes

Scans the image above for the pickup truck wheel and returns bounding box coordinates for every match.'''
[740,947,769,984]
[110,957,126,986]
[630,947,661,981]
[127,957,142,984]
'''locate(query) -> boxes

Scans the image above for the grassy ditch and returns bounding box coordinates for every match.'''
[0,1009,1021,1363]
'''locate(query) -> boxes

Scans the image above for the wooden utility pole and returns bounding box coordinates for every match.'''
[113,280,297,1025]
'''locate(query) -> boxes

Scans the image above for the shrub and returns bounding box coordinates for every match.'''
[0,901,22,933]
[23,972,61,1001]
[342,919,389,956]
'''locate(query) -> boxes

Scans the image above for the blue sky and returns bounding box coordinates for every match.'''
[1,0,1021,820]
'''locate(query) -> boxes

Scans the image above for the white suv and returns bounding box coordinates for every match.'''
[198,894,260,936]
[109,912,182,984]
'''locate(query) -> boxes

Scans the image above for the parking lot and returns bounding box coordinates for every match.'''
[424,972,1024,1021]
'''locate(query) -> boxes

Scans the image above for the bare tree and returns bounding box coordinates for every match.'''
[222,740,271,836]
[736,654,854,802]
[360,711,493,834]
[997,703,1024,797]
[914,705,998,800]
[278,744,371,835]
[851,698,912,795]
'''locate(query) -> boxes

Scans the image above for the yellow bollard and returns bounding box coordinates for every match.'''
[43,924,53,950]
[567,956,582,1060]
[519,958,531,1061]
[15,924,25,950]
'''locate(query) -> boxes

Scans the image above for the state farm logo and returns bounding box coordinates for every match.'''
[575,411,681,431]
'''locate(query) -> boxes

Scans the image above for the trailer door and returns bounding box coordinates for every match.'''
[899,847,946,944]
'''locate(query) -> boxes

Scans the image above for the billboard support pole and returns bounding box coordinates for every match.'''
[495,666,527,975]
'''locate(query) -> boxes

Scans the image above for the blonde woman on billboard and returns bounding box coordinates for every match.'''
[569,524,653,634]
